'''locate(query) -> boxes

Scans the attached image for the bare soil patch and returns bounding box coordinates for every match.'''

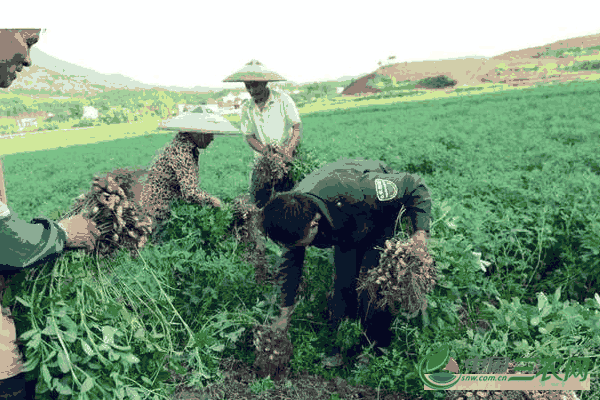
[170,356,424,400]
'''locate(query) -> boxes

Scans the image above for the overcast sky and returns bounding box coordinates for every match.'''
[11,0,600,90]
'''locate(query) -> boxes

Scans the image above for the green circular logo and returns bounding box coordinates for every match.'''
[418,344,461,390]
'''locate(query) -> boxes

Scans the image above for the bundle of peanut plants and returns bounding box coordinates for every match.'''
[357,237,438,318]
[62,169,153,259]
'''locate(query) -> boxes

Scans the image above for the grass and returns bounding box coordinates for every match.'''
[0,118,163,157]
[1,79,600,400]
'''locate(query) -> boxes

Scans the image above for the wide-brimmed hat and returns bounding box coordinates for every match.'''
[158,114,242,136]
[223,60,286,82]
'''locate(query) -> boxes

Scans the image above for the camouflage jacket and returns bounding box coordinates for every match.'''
[0,201,67,272]
[276,158,432,307]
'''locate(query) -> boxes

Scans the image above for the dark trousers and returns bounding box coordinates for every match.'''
[328,233,395,350]
[249,164,296,209]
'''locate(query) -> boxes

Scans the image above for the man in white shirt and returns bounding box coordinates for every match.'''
[223,60,302,208]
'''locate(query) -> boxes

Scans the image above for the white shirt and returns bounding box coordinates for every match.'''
[240,88,302,160]
[0,201,9,219]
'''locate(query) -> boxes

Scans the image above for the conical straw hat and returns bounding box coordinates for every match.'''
[223,59,286,82]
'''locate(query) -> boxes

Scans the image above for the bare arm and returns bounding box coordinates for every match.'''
[283,123,302,158]
[0,159,7,204]
[246,134,266,154]
[172,148,221,207]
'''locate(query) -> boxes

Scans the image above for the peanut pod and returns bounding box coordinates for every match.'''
[107,198,116,211]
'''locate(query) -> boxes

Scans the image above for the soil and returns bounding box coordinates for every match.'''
[343,33,600,95]
[169,356,425,400]
[342,73,383,96]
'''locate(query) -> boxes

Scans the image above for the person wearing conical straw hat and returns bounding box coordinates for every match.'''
[223,59,303,209]
[0,29,101,399]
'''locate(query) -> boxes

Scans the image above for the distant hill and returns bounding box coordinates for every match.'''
[343,33,600,95]
[2,48,363,96]
[1,48,225,95]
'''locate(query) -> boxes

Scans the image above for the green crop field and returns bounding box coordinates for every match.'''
[1,79,600,400]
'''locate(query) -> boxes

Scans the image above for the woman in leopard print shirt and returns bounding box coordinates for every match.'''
[139,132,222,226]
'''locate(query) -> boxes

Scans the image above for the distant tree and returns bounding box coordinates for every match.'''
[68,104,83,120]
[417,75,457,89]
[306,83,320,94]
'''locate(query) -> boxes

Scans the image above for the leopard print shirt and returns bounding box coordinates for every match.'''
[140,133,213,223]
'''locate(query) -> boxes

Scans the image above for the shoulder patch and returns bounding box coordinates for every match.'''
[374,179,398,201]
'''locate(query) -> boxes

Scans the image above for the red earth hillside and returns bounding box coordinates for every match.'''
[343,32,600,94]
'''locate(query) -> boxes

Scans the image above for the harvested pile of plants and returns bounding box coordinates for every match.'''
[230,194,269,283]
[357,238,438,318]
[62,169,153,259]
[252,324,294,381]
[254,144,292,191]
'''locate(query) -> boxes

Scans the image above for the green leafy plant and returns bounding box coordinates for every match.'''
[288,142,326,184]
[249,376,275,394]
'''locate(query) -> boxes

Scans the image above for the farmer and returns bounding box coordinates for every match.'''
[260,158,432,368]
[222,59,302,208]
[1,29,101,399]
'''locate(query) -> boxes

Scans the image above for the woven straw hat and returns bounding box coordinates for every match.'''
[223,59,286,82]
[158,114,241,136]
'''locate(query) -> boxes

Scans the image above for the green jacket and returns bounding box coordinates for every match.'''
[1,202,68,272]
[276,158,432,307]
[294,158,431,249]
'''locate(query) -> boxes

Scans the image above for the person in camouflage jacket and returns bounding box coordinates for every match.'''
[260,158,432,368]
[0,29,100,399]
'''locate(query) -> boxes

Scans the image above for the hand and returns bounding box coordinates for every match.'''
[411,229,428,245]
[210,196,222,208]
[278,148,294,163]
[410,230,431,264]
[271,305,294,332]
[0,159,7,204]
[58,214,101,252]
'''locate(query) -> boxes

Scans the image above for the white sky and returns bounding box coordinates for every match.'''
[10,0,600,90]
